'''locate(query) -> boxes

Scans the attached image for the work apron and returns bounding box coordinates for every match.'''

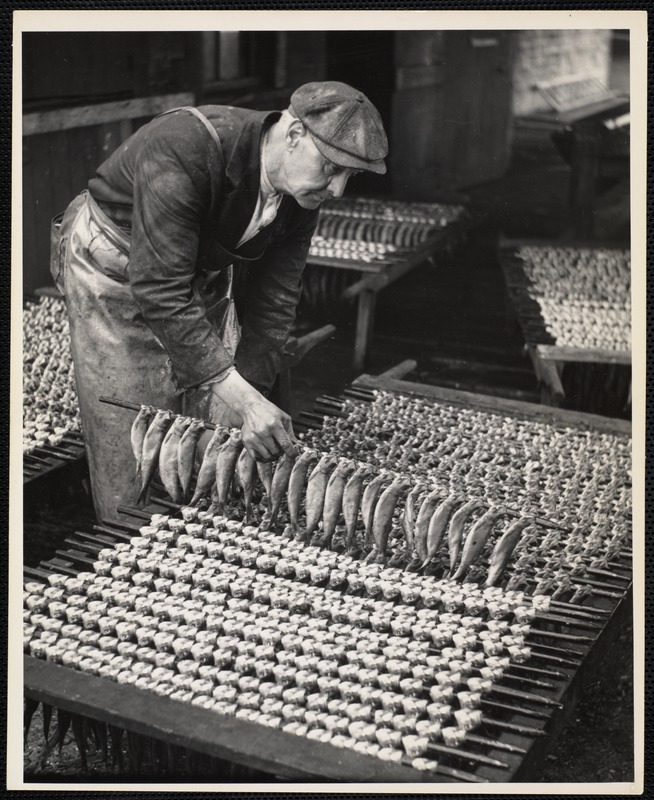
[50,107,248,521]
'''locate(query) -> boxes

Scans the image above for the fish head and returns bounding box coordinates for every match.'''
[228,430,243,447]
[335,459,356,476]
[319,454,339,472]
[300,448,319,463]
[153,409,173,428]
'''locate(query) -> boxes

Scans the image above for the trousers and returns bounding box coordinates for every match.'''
[51,191,240,522]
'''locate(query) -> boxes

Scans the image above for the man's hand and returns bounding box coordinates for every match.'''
[239,395,299,462]
[210,369,300,462]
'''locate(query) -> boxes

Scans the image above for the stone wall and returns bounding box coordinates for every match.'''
[512,30,613,116]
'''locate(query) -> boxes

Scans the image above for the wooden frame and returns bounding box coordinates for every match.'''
[353,372,631,436]
[307,214,470,373]
[497,237,631,409]
[23,93,195,137]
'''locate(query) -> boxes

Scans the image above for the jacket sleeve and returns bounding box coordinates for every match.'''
[235,207,319,395]
[128,116,236,388]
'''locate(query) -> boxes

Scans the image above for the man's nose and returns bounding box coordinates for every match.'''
[328,172,349,198]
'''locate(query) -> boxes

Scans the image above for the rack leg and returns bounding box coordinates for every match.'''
[354,290,377,372]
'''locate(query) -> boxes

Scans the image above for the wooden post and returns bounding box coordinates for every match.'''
[354,290,377,372]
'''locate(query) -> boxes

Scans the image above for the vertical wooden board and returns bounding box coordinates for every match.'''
[395,30,444,69]
[22,134,57,293]
[285,32,327,85]
[440,30,515,188]
[22,138,41,295]
[390,86,445,200]
[67,126,101,197]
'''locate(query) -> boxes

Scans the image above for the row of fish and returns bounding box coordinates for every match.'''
[131,407,206,505]
[130,406,535,586]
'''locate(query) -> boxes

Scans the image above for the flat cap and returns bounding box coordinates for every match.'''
[290,81,388,175]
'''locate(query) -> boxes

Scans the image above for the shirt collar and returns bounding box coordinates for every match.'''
[259,127,278,200]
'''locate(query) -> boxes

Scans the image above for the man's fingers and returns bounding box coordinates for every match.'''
[274,424,300,458]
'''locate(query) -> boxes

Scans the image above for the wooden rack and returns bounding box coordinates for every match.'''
[497,237,631,413]
[304,197,471,372]
[23,368,632,783]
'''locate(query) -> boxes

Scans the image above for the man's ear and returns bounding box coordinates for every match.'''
[286,118,306,149]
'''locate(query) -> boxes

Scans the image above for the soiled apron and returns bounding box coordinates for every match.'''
[51,107,244,522]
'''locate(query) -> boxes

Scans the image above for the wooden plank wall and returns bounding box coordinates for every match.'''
[23,114,158,295]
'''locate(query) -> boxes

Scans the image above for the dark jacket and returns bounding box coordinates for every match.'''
[88,105,319,393]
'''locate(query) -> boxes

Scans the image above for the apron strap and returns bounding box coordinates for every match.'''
[156,106,225,222]
[157,106,224,163]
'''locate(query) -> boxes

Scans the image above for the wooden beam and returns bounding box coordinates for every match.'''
[23,93,195,136]
[536,344,631,366]
[24,656,430,782]
[353,373,632,436]
[378,360,418,380]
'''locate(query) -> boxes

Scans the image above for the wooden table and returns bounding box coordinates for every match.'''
[497,237,631,412]
[307,230,463,373]
[515,91,629,239]
[23,369,632,783]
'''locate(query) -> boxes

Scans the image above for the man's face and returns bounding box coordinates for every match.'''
[283,127,361,210]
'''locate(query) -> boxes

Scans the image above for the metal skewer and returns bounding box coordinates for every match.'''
[490,685,562,708]
[480,698,549,720]
[427,743,509,769]
[466,733,528,754]
[480,717,547,738]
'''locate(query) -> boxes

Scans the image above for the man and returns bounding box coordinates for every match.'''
[51,81,388,519]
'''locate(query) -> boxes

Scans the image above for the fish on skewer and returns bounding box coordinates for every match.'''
[367,475,411,564]
[287,450,320,536]
[159,416,192,503]
[268,453,297,527]
[313,459,356,549]
[406,488,443,571]
[302,454,338,542]
[130,405,154,480]
[421,494,464,569]
[235,447,258,524]
[178,419,205,501]
[342,464,374,554]
[452,506,509,581]
[485,517,534,587]
[447,499,486,577]
[256,461,274,512]
[189,427,230,506]
[361,473,391,556]
[401,484,424,563]
[137,410,174,504]
[211,431,244,514]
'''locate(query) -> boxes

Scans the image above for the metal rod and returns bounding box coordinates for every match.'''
[92,525,133,542]
[39,561,77,577]
[497,673,555,691]
[432,763,486,783]
[101,518,145,533]
[528,628,592,646]
[549,599,610,616]
[98,396,217,431]
[33,446,78,462]
[481,717,547,738]
[490,685,562,709]
[54,548,96,567]
[509,663,567,680]
[529,646,581,664]
[466,733,528,754]
[24,454,52,466]
[534,613,602,631]
[116,505,153,521]
[481,699,549,720]
[427,743,509,770]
